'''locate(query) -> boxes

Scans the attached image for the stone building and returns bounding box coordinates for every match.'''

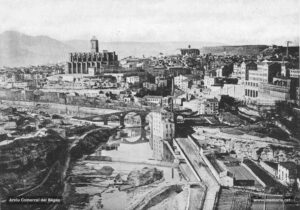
[180,45,200,56]
[198,97,219,115]
[174,74,193,91]
[278,162,300,185]
[149,109,175,161]
[232,61,257,80]
[288,69,300,79]
[65,36,119,75]
[258,77,297,103]
[244,61,281,99]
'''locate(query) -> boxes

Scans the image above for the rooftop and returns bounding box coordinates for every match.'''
[263,161,278,170]
[280,161,297,170]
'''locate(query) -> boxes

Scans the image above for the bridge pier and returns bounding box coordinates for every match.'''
[103,117,108,125]
[140,114,147,128]
[120,115,125,127]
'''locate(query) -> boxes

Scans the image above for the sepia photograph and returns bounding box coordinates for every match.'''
[0,0,299,209]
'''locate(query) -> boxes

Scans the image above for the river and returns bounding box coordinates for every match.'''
[62,123,183,210]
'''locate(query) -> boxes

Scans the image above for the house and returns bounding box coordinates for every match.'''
[198,97,219,115]
[126,76,140,84]
[143,82,158,91]
[174,75,193,91]
[219,171,234,187]
[155,76,168,88]
[150,110,175,160]
[278,162,300,185]
[144,95,163,105]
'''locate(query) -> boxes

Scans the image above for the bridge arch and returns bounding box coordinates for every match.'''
[120,111,151,128]
[106,114,121,126]
[122,112,142,127]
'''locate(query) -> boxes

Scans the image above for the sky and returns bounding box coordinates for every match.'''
[0,0,299,45]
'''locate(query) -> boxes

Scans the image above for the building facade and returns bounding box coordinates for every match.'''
[244,61,281,99]
[288,69,300,79]
[126,76,140,84]
[65,37,119,75]
[258,77,296,103]
[180,45,200,56]
[150,110,175,160]
[174,75,192,91]
[155,76,168,87]
[198,97,219,115]
[278,162,300,185]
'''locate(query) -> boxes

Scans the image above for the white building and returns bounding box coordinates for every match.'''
[150,110,175,160]
[182,99,199,112]
[278,162,299,185]
[289,69,300,78]
[144,95,163,105]
[222,84,245,99]
[104,73,125,83]
[203,76,221,88]
[216,67,223,77]
[126,76,140,84]
[198,97,219,115]
[174,75,192,91]
[245,61,281,99]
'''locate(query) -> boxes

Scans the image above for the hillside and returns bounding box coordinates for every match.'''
[0,31,73,67]
[260,46,299,57]
[0,31,222,67]
[201,45,269,56]
[1,30,296,67]
[64,40,223,58]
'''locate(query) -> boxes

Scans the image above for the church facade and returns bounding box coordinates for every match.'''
[65,37,119,75]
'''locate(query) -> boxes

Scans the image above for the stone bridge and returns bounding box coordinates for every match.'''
[73,109,152,128]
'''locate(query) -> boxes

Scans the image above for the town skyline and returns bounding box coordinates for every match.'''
[0,0,299,45]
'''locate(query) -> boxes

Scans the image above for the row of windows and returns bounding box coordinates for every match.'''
[249,77,267,82]
[250,72,268,76]
[245,81,258,87]
[245,89,258,97]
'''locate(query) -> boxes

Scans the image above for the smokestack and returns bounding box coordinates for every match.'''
[171,77,174,96]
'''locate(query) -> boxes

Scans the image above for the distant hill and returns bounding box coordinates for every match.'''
[0,31,223,67]
[0,31,73,67]
[64,40,224,59]
[201,45,269,56]
[1,30,297,67]
[260,46,299,57]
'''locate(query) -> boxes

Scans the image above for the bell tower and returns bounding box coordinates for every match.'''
[91,36,99,53]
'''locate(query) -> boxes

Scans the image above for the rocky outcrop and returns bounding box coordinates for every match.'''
[127,167,163,187]
[128,184,184,210]
[98,166,114,176]
[70,128,112,160]
[0,129,68,207]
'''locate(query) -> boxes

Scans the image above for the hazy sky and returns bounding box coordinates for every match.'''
[0,0,299,44]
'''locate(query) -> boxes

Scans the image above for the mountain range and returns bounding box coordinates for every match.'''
[0,31,296,67]
[0,31,225,67]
